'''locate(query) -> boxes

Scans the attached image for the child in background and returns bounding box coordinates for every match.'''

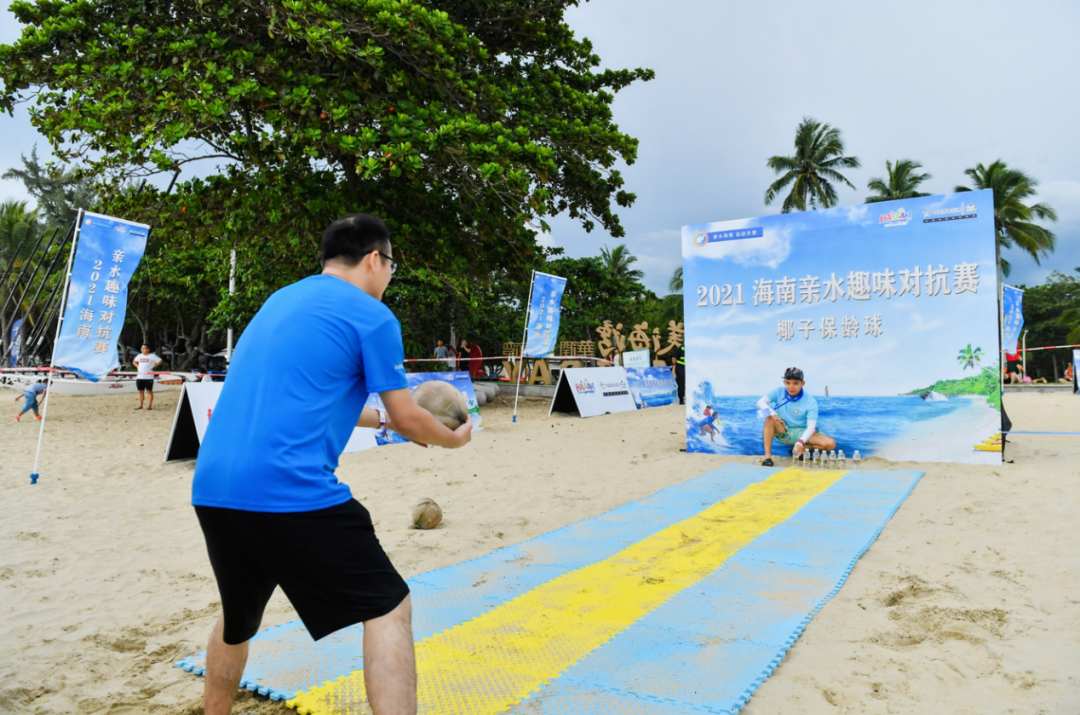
[13,380,47,421]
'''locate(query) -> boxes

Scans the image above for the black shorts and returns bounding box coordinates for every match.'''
[195,499,410,645]
[136,379,154,392]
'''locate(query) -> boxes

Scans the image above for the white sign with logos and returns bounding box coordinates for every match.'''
[548,366,638,418]
[622,349,651,368]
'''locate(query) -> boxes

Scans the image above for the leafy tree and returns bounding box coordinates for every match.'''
[599,243,644,282]
[765,117,860,213]
[669,266,683,294]
[1,146,96,229]
[546,254,652,344]
[956,160,1057,278]
[0,199,42,263]
[957,343,983,370]
[1015,270,1080,379]
[865,159,931,203]
[1058,306,1080,346]
[0,0,653,335]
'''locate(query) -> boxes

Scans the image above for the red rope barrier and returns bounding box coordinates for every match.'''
[1006,343,1080,354]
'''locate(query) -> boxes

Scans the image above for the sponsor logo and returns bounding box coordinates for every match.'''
[115,225,127,233]
[109,383,124,389]
[599,378,629,397]
[574,379,595,394]
[923,202,978,223]
[84,218,92,225]
[693,226,764,247]
[878,208,913,227]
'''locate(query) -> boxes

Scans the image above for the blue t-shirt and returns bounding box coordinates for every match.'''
[192,275,409,512]
[24,383,47,397]
[765,386,819,429]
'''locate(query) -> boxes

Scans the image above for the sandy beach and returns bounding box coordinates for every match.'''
[1,387,1077,714]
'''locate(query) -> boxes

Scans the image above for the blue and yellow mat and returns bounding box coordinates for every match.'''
[176,464,922,714]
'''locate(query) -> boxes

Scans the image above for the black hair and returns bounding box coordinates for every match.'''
[322,213,391,267]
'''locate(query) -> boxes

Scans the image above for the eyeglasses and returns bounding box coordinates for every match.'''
[373,250,398,274]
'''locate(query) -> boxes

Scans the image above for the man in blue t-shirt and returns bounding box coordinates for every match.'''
[192,214,472,715]
[755,367,836,467]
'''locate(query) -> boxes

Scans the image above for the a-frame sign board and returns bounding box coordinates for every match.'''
[164,382,224,462]
[548,367,638,418]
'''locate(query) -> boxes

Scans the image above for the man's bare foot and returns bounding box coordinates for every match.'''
[135,406,143,410]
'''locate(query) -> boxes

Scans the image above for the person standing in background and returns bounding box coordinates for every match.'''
[133,345,163,411]
[670,344,686,405]
[433,340,450,367]
[459,339,472,376]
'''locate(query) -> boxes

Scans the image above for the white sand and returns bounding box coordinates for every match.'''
[0,388,1077,714]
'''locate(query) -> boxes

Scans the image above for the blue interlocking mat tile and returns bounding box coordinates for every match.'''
[176,464,768,702]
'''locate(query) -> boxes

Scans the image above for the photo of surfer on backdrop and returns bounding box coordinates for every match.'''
[697,405,721,442]
[757,367,836,467]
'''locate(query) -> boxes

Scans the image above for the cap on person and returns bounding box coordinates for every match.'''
[783,367,804,381]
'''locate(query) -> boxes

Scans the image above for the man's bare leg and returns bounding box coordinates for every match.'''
[762,415,786,459]
[204,615,249,715]
[147,389,154,410]
[807,432,836,452]
[136,389,144,409]
[364,595,416,715]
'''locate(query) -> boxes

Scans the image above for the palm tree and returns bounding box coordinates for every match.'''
[957,344,983,370]
[1058,307,1080,345]
[599,244,644,281]
[669,266,682,294]
[765,117,860,213]
[0,200,41,264]
[955,161,1057,278]
[865,160,931,203]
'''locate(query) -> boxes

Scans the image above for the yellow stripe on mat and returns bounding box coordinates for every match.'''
[289,467,845,715]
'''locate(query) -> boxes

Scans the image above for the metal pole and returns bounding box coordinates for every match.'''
[17,221,78,365]
[16,225,73,346]
[0,238,26,359]
[3,226,61,362]
[0,226,52,325]
[30,210,83,485]
[0,239,26,296]
[1022,331,1027,376]
[22,269,66,365]
[226,248,236,362]
[512,270,536,424]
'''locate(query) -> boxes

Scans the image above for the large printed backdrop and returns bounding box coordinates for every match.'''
[682,191,1001,465]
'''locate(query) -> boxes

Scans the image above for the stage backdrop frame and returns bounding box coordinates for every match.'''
[682,191,1001,465]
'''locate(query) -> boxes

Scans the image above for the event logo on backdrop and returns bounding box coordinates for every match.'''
[682,190,1000,465]
[53,212,150,380]
[523,271,567,357]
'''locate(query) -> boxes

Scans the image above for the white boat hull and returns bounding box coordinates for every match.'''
[1,372,192,395]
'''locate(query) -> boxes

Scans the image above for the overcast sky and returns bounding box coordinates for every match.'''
[2,1,1078,293]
